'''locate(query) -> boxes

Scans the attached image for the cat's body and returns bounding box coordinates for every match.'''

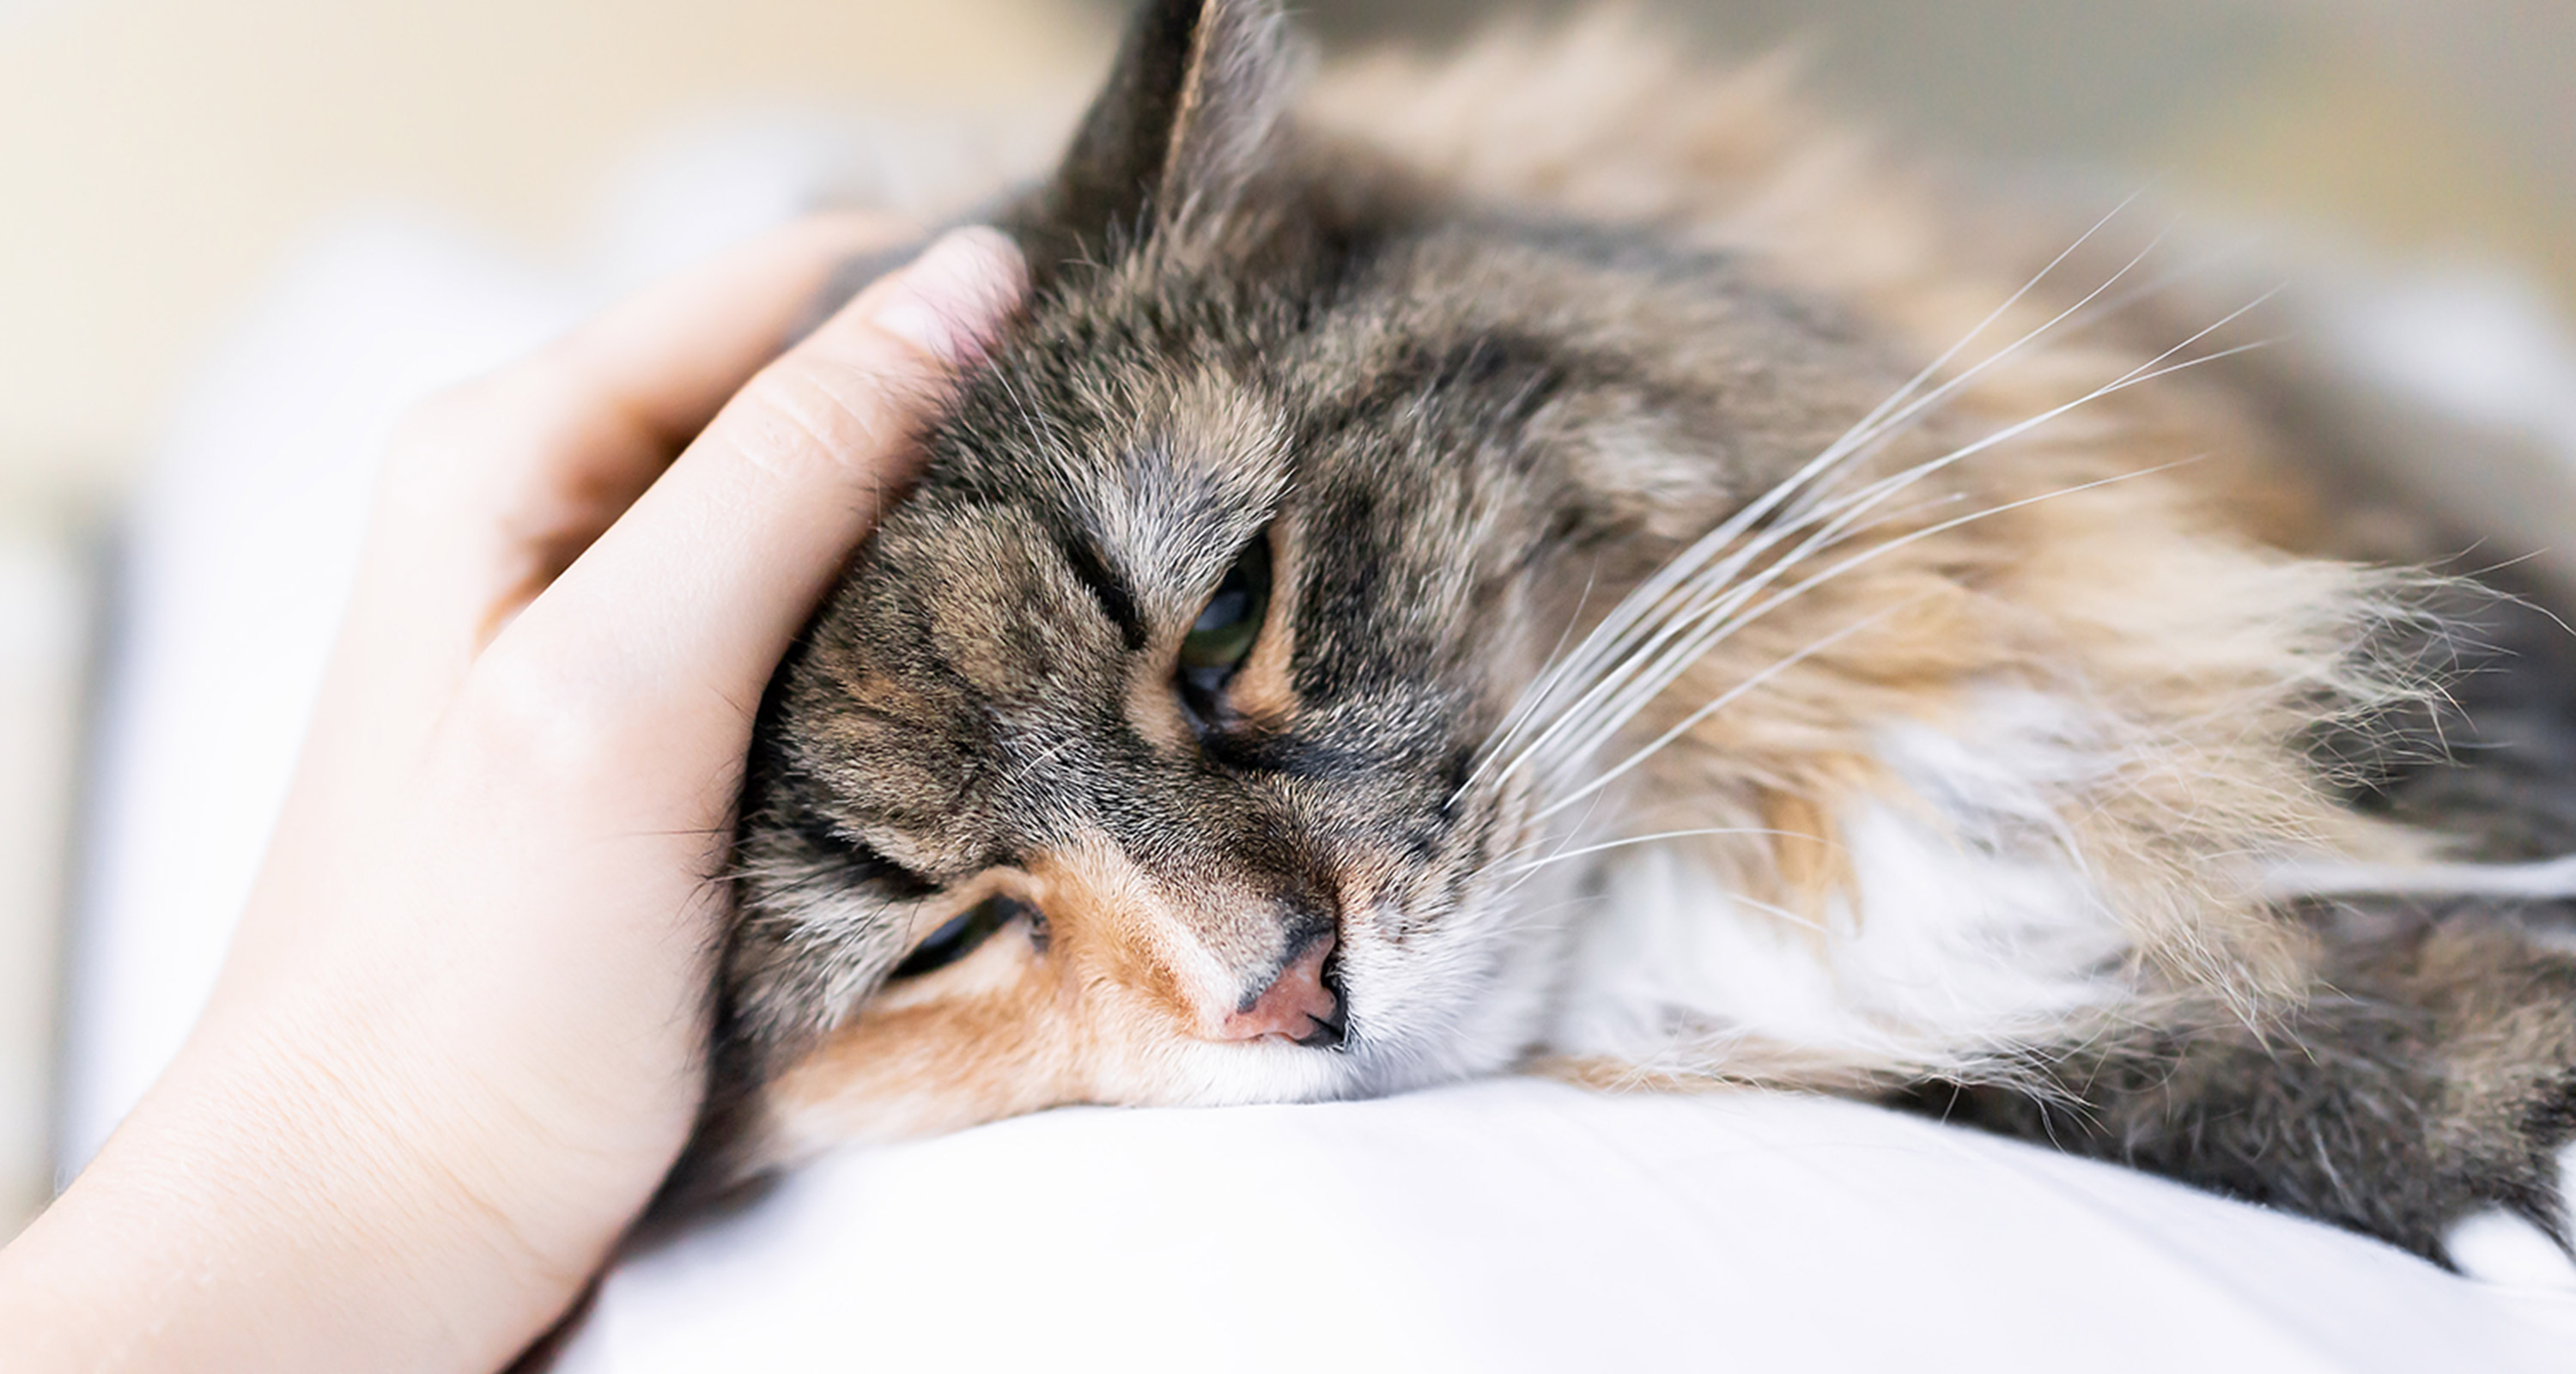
[665,0,2576,1270]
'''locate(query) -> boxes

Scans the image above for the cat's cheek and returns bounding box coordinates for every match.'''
[765,970,1090,1148]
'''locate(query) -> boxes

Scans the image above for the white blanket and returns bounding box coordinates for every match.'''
[566,1082,2576,1373]
[63,143,2576,1373]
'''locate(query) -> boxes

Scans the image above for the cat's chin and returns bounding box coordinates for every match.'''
[747,1036,1461,1170]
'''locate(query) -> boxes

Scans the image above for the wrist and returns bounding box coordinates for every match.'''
[4,991,629,1372]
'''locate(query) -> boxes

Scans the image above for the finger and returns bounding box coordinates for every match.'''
[536,210,916,450]
[377,212,911,559]
[475,227,1029,754]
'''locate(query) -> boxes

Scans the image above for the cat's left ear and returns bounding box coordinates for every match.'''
[789,1,1298,336]
[1008,0,1303,281]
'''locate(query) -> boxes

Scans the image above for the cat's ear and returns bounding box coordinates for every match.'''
[1011,0,1300,278]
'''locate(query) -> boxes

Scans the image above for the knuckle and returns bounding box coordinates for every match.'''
[380,355,590,494]
[730,346,923,479]
[450,648,638,785]
[380,383,487,486]
[392,365,526,450]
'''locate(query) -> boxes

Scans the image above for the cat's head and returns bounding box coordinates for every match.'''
[677,0,1905,1189]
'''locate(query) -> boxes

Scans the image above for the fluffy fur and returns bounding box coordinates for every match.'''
[655,0,2576,1272]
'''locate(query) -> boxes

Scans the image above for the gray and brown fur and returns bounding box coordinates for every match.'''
[655,0,2576,1271]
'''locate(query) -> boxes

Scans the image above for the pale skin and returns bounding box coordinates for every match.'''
[0,219,1029,1372]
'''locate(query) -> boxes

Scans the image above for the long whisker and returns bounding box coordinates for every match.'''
[1520,489,1908,783]
[1776,220,2180,518]
[1531,328,2281,784]
[1464,191,2158,795]
[1489,454,1961,796]
[1525,404,2156,789]
[1480,224,2274,852]
[1474,216,2184,799]
[1534,457,2205,821]
[1499,826,1827,876]
[1705,888,1834,935]
[2056,232,2266,345]
[1474,555,1606,793]
[1799,184,2166,496]
[1524,398,2072,778]
[1502,783,1618,893]
[1496,834,1837,934]
[1510,458,2014,795]
[1533,600,1917,824]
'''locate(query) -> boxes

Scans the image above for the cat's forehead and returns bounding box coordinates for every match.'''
[780,368,1297,864]
[923,331,1299,606]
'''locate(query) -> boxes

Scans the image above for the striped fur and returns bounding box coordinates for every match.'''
[653,2,2576,1273]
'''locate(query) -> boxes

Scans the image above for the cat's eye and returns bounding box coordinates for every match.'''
[1178,534,1273,701]
[889,894,1038,982]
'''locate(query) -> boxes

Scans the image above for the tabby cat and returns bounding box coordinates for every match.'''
[663,0,2576,1270]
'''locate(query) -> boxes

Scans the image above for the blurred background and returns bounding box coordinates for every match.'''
[1,0,2571,1232]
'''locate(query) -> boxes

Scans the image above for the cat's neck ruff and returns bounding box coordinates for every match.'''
[1546,689,2147,1086]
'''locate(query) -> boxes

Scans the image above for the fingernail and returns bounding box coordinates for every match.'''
[866,227,1027,367]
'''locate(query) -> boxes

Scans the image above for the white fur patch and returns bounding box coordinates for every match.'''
[2448,1144,2576,1291]
[1547,691,2135,1078]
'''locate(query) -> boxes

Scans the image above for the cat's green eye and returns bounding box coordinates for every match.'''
[1178,535,1273,694]
[889,894,1036,982]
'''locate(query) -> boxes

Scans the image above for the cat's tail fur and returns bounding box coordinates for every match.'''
[1904,914,2576,1267]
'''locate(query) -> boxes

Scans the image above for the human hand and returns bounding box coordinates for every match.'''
[0,219,1028,1372]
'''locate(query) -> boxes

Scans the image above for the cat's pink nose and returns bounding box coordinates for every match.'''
[1216,935,1344,1048]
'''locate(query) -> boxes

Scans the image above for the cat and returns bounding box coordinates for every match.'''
[659,0,2576,1270]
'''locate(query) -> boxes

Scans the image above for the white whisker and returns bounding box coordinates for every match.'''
[1534,600,1916,823]
[2057,233,2266,344]
[1523,331,2273,800]
[1535,453,2206,820]
[1464,556,1607,806]
[1500,827,1826,876]
[1704,887,1834,935]
[1775,220,2180,519]
[1474,201,2184,799]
